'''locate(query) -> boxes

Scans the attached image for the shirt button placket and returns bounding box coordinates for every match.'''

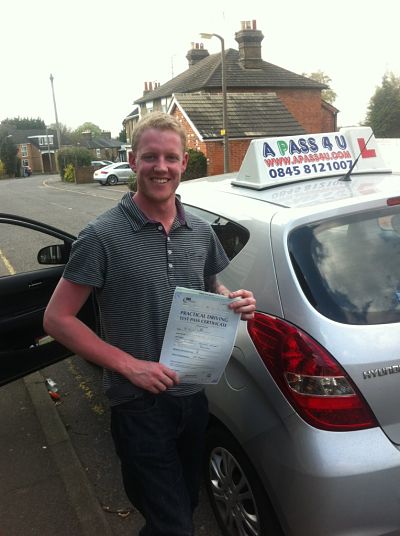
[166,236,174,284]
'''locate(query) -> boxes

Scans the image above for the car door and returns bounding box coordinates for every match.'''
[0,213,98,387]
[118,163,133,182]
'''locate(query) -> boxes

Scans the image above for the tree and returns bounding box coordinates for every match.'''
[0,117,46,130]
[365,72,400,137]
[182,149,207,181]
[302,70,337,105]
[0,131,18,177]
[57,146,92,180]
[73,122,103,139]
[118,129,127,143]
[48,122,74,145]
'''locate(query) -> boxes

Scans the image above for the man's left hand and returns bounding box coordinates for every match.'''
[228,289,256,320]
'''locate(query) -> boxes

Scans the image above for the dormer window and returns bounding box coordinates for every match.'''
[39,135,54,146]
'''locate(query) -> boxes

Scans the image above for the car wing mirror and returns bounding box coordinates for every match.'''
[37,244,70,265]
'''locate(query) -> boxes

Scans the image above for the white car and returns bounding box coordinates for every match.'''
[93,162,135,186]
[91,160,114,169]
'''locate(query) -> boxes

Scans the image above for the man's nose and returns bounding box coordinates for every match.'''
[154,158,168,171]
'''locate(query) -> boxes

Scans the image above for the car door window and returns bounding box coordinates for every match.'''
[183,204,249,260]
[0,223,64,277]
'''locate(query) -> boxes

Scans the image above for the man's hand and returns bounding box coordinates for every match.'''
[122,359,180,394]
[227,289,256,320]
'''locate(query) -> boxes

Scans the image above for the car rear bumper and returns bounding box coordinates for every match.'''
[249,415,400,535]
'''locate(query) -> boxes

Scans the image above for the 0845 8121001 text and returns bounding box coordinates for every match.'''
[267,159,353,179]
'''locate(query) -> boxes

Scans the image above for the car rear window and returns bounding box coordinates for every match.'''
[289,207,400,325]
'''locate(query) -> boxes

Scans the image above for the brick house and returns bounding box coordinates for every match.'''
[127,20,338,176]
[78,131,122,162]
[9,129,58,174]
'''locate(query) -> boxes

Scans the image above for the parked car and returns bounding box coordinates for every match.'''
[91,160,114,169]
[1,127,400,535]
[23,165,32,177]
[93,162,135,186]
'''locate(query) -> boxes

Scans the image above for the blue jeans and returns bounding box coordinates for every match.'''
[110,390,209,536]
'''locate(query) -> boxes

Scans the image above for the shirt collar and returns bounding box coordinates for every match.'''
[118,192,192,231]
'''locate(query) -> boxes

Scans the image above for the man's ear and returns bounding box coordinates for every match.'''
[128,151,136,171]
[181,151,189,172]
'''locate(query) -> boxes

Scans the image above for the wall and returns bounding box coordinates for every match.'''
[321,105,337,132]
[75,166,95,184]
[173,107,250,176]
[275,89,323,133]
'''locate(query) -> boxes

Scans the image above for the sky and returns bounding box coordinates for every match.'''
[1,0,399,138]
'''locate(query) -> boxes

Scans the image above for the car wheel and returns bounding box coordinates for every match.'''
[204,426,283,536]
[107,175,118,186]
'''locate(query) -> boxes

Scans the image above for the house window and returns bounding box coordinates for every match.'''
[161,98,167,113]
[38,135,53,146]
[96,149,101,157]
[146,101,153,113]
[21,144,28,157]
[22,159,29,167]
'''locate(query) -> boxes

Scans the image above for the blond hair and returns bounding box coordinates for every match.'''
[131,112,187,153]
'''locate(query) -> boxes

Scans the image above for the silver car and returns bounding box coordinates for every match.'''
[177,127,400,535]
[93,162,135,186]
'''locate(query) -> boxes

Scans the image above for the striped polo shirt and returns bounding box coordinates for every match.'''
[63,192,229,405]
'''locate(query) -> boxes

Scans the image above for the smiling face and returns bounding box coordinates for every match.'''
[129,128,188,207]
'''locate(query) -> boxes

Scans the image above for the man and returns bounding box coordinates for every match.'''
[44,112,256,535]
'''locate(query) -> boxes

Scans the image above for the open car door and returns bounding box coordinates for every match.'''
[0,214,97,386]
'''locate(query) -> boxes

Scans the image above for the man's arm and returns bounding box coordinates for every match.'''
[205,275,256,320]
[43,278,179,393]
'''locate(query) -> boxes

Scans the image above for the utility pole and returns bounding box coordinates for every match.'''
[49,73,62,154]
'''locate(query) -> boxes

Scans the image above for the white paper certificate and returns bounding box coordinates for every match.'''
[159,287,241,384]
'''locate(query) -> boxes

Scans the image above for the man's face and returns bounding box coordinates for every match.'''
[129,128,188,204]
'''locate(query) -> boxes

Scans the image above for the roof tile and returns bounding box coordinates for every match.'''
[173,92,306,139]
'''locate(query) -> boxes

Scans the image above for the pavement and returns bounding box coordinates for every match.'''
[0,371,114,536]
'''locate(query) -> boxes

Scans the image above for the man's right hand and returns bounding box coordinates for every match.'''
[123,359,180,393]
[44,278,180,394]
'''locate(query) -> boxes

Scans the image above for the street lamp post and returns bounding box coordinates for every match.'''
[200,32,229,173]
[49,73,62,154]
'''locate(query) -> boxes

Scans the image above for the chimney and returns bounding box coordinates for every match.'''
[235,20,264,69]
[186,42,209,67]
[80,131,92,141]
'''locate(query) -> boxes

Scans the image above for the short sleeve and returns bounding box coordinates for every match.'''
[63,223,106,288]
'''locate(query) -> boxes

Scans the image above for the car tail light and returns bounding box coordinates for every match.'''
[247,313,377,431]
[387,196,400,206]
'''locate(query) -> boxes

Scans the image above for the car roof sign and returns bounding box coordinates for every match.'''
[232,127,391,190]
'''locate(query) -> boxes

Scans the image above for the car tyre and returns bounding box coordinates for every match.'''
[204,426,283,536]
[107,175,118,186]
